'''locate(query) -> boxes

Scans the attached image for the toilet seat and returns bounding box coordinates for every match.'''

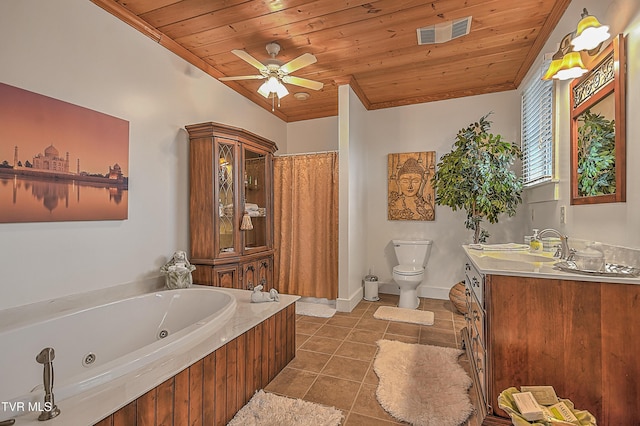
[393,265,424,276]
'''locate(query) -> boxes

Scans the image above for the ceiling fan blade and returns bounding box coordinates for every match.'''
[219,75,265,81]
[280,53,317,74]
[231,49,267,72]
[282,75,323,90]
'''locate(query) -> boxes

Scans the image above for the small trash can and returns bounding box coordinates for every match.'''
[364,274,379,301]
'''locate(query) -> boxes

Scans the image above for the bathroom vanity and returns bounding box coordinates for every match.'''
[462,245,640,426]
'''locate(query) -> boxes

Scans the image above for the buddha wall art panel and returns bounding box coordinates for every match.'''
[0,82,129,223]
[387,151,436,221]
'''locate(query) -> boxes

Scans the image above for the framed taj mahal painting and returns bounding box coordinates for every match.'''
[388,151,436,221]
[0,82,129,223]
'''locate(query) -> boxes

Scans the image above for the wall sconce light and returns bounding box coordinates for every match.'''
[542,33,587,80]
[571,8,610,51]
[542,9,610,81]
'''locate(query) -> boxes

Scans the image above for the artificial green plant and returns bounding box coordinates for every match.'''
[431,113,523,244]
[577,110,616,197]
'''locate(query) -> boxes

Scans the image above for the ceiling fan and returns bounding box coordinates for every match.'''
[219,42,323,106]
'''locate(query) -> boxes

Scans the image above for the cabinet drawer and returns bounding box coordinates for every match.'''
[465,261,484,305]
[472,332,487,399]
[469,290,485,348]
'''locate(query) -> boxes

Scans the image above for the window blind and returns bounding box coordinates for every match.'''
[521,59,554,186]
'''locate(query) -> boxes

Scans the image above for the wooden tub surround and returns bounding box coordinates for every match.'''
[94,301,295,425]
[41,286,300,426]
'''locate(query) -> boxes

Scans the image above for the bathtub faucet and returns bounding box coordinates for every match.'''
[35,348,61,421]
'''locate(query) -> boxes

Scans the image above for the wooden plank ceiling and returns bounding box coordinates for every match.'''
[91,0,571,122]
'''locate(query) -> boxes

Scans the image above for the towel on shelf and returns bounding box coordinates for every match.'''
[245,203,259,211]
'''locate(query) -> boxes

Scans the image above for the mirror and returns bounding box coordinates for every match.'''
[570,34,626,205]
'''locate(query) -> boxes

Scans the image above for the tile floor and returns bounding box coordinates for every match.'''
[264,293,481,425]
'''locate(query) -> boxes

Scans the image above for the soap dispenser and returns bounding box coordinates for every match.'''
[529,229,543,253]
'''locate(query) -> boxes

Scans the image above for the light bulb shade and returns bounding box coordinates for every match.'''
[266,76,280,92]
[571,15,610,51]
[542,58,563,80]
[258,77,289,99]
[552,52,588,80]
[275,82,289,99]
[257,81,271,98]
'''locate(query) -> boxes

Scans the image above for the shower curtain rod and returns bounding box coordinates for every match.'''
[275,150,338,157]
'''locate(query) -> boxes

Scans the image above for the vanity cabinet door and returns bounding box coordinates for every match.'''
[257,257,273,289]
[213,265,239,288]
[241,261,258,290]
[240,255,273,291]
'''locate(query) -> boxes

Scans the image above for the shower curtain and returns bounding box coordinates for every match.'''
[273,152,339,299]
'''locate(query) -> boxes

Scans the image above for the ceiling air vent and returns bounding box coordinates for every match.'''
[417,16,472,45]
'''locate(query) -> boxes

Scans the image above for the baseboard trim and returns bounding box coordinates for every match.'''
[364,281,450,301]
[336,285,363,312]
[418,286,450,300]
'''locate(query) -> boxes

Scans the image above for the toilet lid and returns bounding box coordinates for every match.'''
[393,265,424,275]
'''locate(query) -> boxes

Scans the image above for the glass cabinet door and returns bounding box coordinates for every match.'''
[218,141,235,254]
[243,147,267,250]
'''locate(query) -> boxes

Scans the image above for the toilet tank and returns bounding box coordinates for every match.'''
[392,240,433,267]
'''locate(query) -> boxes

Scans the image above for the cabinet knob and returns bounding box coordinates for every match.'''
[472,277,479,287]
[465,263,471,271]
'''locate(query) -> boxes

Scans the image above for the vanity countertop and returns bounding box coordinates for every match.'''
[463,245,640,285]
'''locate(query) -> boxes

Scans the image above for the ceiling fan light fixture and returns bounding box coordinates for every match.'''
[257,81,271,98]
[571,9,610,51]
[266,76,280,92]
[275,82,289,99]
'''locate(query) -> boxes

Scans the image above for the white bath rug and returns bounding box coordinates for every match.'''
[227,390,343,426]
[373,305,434,325]
[374,340,473,426]
[296,301,336,318]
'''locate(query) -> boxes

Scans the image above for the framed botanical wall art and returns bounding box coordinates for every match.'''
[388,151,436,221]
[0,82,129,223]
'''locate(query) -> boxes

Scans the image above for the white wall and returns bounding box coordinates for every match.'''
[523,0,640,249]
[362,92,526,298]
[290,90,526,302]
[284,116,338,154]
[0,0,286,310]
[336,86,369,311]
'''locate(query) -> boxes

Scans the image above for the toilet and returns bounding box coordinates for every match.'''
[392,239,433,309]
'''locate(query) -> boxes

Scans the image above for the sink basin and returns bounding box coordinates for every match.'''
[483,252,556,263]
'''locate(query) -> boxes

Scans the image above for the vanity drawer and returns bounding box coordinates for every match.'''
[465,261,484,303]
[470,289,484,340]
[472,332,487,398]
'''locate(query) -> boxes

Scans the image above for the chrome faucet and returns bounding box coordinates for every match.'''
[538,228,572,260]
[35,348,61,421]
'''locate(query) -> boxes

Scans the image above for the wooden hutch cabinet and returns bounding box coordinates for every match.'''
[185,122,277,291]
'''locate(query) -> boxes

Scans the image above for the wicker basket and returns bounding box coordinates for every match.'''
[448,281,467,315]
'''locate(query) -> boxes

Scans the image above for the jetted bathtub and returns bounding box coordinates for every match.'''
[0,287,236,423]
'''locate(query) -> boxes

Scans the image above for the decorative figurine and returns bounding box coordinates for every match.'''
[160,250,196,289]
[250,285,279,303]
